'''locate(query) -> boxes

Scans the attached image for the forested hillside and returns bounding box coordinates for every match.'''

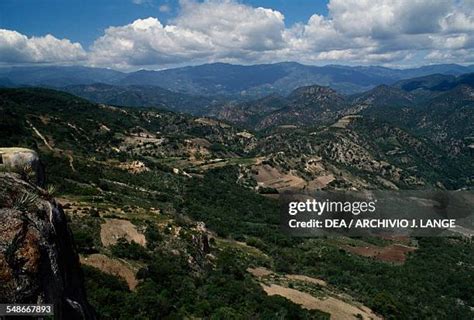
[1,88,472,319]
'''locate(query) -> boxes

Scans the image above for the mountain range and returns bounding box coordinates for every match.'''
[1,62,474,96]
[208,72,474,154]
[2,61,472,163]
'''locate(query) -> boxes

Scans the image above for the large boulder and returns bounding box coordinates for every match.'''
[0,148,45,186]
[0,173,95,319]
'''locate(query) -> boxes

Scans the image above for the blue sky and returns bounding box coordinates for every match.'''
[0,0,472,70]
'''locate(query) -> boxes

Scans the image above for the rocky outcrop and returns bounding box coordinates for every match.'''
[0,148,45,186]
[0,172,95,319]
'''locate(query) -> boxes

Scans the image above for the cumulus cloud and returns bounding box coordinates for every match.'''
[283,0,474,65]
[0,29,86,64]
[174,0,285,51]
[2,0,474,68]
[87,0,474,68]
[89,0,286,68]
[327,0,451,38]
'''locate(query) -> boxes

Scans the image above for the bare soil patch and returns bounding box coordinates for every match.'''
[331,115,362,129]
[80,254,138,290]
[186,138,212,148]
[307,174,335,190]
[344,243,416,264]
[100,218,146,247]
[247,267,327,287]
[194,117,230,127]
[262,284,381,320]
[253,164,306,191]
[247,267,273,277]
[118,160,149,174]
[286,274,327,287]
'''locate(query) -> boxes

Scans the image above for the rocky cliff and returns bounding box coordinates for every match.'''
[0,170,95,319]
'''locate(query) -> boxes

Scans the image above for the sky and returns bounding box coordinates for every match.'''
[0,0,473,70]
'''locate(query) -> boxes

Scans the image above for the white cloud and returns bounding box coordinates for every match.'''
[173,0,285,51]
[89,0,286,68]
[2,0,474,68]
[285,0,474,65]
[327,0,451,37]
[0,29,86,64]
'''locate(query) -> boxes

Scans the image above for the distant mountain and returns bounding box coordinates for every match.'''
[62,83,217,114]
[394,72,474,93]
[257,85,348,129]
[207,71,473,162]
[1,62,473,96]
[351,85,415,106]
[119,62,398,96]
[357,78,474,158]
[207,93,288,125]
[344,84,417,115]
[209,85,347,129]
[119,62,474,96]
[407,84,474,152]
[406,64,474,76]
[0,66,125,87]
[0,77,15,87]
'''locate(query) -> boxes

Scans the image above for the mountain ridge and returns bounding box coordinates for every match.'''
[2,62,474,96]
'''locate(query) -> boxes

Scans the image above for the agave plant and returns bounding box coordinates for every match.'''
[46,184,57,197]
[13,191,39,211]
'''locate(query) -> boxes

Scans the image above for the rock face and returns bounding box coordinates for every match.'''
[0,172,95,319]
[0,148,45,186]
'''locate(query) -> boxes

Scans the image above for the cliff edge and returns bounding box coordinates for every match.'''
[0,154,95,319]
